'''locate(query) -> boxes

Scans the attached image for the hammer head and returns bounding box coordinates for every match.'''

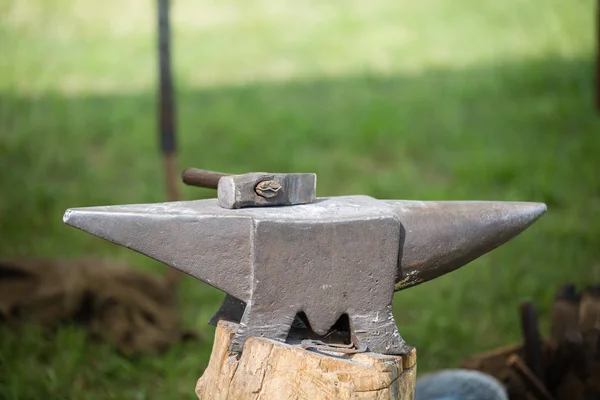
[218,172,316,209]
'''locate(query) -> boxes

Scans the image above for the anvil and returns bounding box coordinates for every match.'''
[63,194,546,354]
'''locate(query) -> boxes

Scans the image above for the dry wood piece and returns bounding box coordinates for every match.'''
[507,354,555,400]
[461,343,532,399]
[461,282,600,400]
[520,301,545,382]
[579,285,600,351]
[196,320,417,400]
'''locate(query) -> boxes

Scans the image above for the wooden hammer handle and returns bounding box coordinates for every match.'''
[181,168,230,189]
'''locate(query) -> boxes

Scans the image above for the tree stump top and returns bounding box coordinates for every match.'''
[196,320,417,400]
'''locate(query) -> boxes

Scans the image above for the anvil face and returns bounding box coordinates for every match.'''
[63,195,546,354]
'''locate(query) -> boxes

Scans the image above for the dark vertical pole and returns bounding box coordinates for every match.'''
[158,0,183,286]
[157,0,179,202]
[520,301,545,383]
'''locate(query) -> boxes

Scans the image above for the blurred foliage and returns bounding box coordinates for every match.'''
[1,0,599,398]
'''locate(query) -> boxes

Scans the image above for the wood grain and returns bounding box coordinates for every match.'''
[196,320,417,400]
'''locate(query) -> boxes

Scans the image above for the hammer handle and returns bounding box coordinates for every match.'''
[181,168,229,189]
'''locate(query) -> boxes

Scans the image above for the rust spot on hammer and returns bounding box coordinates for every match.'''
[255,180,281,198]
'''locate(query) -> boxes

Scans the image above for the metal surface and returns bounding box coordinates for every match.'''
[300,337,367,354]
[217,172,316,209]
[208,294,245,326]
[386,200,546,291]
[180,169,316,209]
[63,195,546,354]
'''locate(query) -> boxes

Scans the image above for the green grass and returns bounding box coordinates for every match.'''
[1,0,599,398]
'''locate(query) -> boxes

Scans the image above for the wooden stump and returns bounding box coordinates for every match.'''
[196,321,417,399]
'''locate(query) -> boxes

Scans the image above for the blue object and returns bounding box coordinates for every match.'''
[415,369,508,400]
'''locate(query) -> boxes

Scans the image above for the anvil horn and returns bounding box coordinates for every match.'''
[388,200,546,291]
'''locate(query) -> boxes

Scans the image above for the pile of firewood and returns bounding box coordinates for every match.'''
[461,284,600,400]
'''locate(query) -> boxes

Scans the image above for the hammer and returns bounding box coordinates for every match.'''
[181,168,317,209]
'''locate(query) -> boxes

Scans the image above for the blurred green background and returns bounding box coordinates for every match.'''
[1,0,599,398]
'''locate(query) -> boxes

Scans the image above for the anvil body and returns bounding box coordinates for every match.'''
[64,195,546,354]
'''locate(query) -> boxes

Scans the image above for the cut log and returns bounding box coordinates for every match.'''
[196,320,417,400]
